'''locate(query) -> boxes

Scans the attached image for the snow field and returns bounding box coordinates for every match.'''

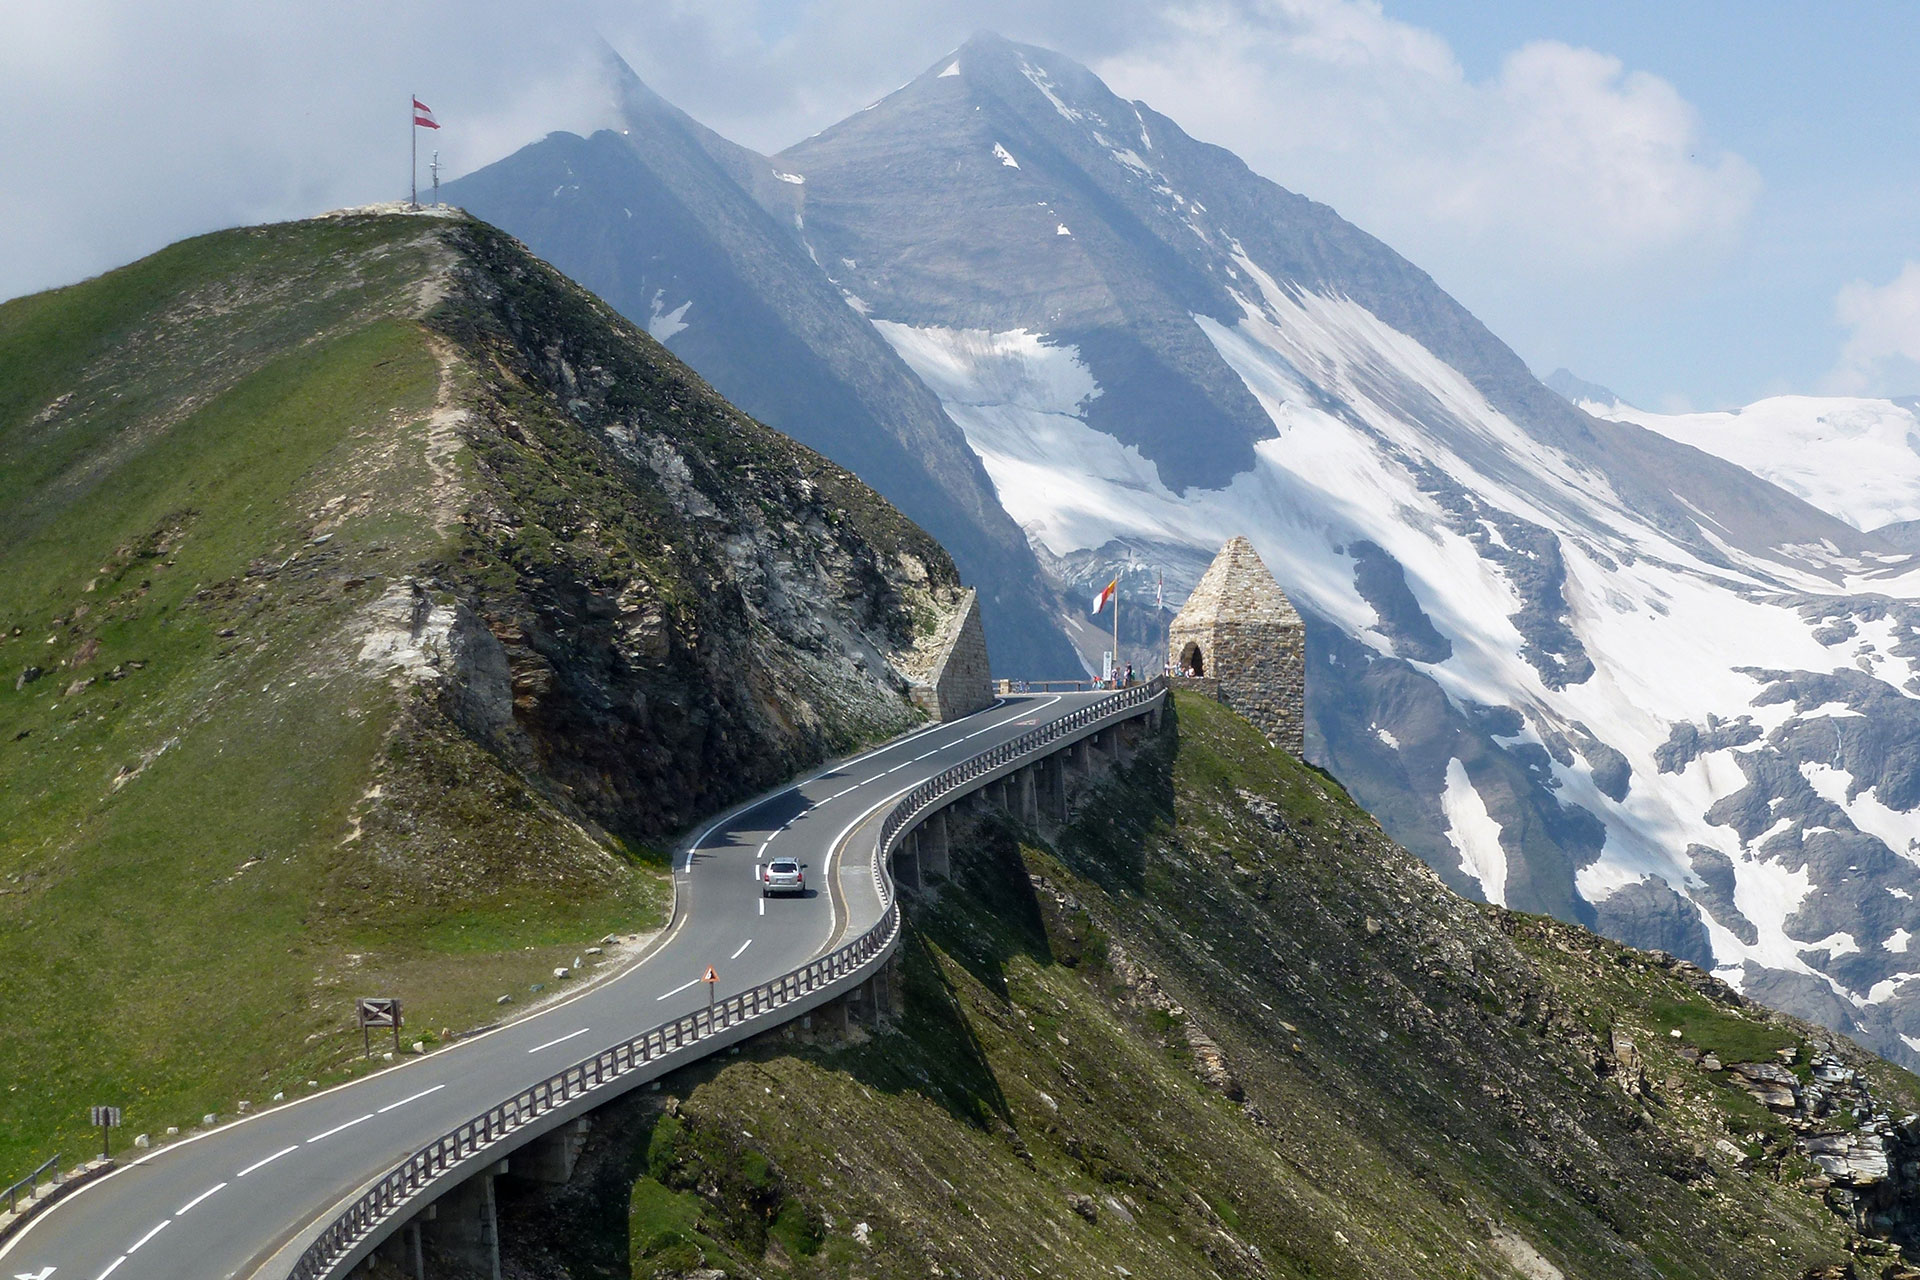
[872,273,1920,1010]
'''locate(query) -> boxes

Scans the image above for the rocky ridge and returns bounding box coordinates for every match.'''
[0,208,968,1172]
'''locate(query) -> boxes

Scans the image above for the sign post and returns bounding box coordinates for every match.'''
[89,1105,121,1159]
[704,966,718,1011]
[356,997,403,1058]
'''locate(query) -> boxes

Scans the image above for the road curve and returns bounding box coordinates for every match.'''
[0,692,1111,1280]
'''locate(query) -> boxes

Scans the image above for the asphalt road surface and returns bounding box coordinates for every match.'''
[0,692,1108,1280]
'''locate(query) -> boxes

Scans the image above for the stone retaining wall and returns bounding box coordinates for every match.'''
[910,589,992,721]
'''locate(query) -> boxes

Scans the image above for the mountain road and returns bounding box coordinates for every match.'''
[0,691,1112,1280]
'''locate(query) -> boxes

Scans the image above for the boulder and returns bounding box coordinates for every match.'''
[1803,1132,1891,1185]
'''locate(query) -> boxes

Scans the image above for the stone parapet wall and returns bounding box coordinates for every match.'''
[910,588,992,721]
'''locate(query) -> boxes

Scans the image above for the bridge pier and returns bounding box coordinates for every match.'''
[1044,754,1068,823]
[921,811,951,880]
[420,1159,507,1280]
[1017,766,1038,826]
[896,836,923,895]
[846,949,901,1026]
[513,1118,591,1184]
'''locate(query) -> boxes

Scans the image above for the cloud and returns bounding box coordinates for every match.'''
[1831,263,1920,395]
[1,0,1756,339]
[0,0,618,303]
[1091,0,1759,280]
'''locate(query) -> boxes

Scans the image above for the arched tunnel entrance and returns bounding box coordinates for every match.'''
[1179,641,1205,677]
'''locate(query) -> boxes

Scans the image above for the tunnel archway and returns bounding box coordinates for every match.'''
[1179,641,1205,677]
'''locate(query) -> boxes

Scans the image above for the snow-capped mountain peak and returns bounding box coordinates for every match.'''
[452,34,1920,1071]
[783,35,1920,1068]
[1586,395,1920,535]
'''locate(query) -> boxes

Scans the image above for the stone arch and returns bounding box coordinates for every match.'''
[1179,640,1205,677]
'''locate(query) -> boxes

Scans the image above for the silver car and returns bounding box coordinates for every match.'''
[762,857,805,897]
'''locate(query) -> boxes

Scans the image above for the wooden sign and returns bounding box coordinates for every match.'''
[356,997,401,1028]
[356,997,403,1057]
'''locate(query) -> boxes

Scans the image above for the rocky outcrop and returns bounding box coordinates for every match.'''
[414,217,975,840]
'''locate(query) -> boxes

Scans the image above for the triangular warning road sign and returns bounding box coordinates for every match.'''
[703,966,718,983]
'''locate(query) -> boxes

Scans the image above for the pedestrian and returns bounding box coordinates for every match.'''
[1124,662,1135,686]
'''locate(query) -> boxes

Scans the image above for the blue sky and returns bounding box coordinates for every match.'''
[1382,0,1920,407]
[4,0,1914,411]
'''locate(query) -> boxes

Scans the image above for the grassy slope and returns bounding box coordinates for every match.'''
[0,217,668,1174]
[505,694,1920,1280]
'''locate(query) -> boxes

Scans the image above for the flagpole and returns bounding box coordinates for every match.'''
[410,94,417,208]
[1113,581,1120,685]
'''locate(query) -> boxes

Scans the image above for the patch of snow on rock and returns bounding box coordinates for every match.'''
[1442,758,1508,906]
[646,289,692,342]
[1803,763,1920,862]
[993,143,1020,169]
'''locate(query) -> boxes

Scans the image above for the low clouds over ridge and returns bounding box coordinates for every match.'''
[1833,263,1920,396]
[15,0,1892,404]
[1097,1,1759,273]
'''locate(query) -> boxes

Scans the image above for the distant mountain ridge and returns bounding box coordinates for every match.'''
[1585,393,1920,534]
[444,54,1080,678]
[1544,366,1632,410]
[447,35,1920,1070]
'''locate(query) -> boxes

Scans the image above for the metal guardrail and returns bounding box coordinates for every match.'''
[871,677,1168,907]
[3,1154,60,1216]
[286,678,1166,1280]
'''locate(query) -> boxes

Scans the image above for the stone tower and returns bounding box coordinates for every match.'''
[1167,536,1306,754]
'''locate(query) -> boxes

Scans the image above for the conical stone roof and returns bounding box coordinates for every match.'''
[1172,536,1300,631]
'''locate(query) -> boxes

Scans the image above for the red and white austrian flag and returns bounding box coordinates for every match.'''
[1091,577,1117,616]
[412,98,440,129]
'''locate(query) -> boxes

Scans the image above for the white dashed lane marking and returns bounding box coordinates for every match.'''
[128,1218,170,1253]
[306,1114,373,1144]
[177,1181,227,1215]
[730,938,753,959]
[526,1028,591,1055]
[236,1145,297,1177]
[377,1083,446,1114]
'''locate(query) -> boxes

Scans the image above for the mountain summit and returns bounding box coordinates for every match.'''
[449,37,1920,1069]
[443,49,1080,677]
